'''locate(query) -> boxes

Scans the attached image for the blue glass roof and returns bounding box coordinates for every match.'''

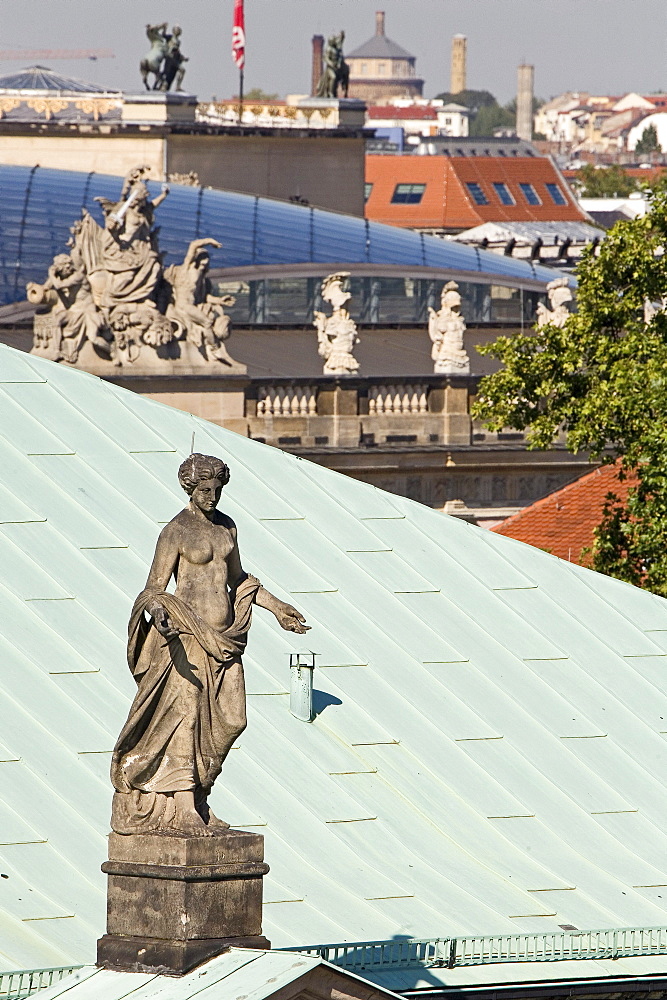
[0,165,568,306]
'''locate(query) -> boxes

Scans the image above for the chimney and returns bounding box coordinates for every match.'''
[516,63,534,141]
[376,11,385,36]
[450,35,467,95]
[311,34,324,96]
[290,652,316,723]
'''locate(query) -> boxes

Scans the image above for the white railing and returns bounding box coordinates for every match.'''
[283,924,667,969]
[368,384,429,415]
[0,966,83,999]
[257,385,318,417]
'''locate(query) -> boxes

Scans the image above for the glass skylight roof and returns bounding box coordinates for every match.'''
[0,165,569,306]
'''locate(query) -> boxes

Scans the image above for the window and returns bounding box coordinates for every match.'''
[444,117,452,125]
[466,181,489,205]
[378,62,386,75]
[361,62,367,75]
[492,182,515,205]
[519,182,541,205]
[545,182,567,205]
[391,183,426,204]
[364,182,373,202]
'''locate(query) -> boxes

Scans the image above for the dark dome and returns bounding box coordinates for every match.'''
[0,65,115,94]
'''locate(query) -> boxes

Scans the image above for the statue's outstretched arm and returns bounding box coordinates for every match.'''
[182,237,221,269]
[151,186,170,210]
[226,519,309,635]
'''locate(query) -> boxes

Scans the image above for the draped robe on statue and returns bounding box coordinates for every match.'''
[111,574,261,834]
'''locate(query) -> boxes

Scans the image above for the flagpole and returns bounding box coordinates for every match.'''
[238,66,244,126]
[232,0,246,126]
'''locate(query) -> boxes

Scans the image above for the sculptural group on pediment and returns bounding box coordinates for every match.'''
[28,166,244,372]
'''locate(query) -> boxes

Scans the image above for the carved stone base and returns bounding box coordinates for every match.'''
[97,829,270,975]
[97,934,271,976]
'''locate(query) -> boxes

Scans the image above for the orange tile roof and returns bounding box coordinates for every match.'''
[365,154,589,230]
[368,105,437,120]
[492,464,636,563]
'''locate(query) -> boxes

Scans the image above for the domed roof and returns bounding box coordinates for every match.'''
[0,65,115,94]
[347,11,414,61]
[347,34,414,60]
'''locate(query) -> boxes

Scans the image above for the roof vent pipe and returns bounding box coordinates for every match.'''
[289,652,316,722]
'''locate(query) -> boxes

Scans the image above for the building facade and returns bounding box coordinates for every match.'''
[346,11,423,105]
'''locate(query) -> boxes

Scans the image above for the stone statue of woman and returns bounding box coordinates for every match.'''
[110,453,309,836]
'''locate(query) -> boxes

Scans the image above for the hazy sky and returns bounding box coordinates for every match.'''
[0,0,665,105]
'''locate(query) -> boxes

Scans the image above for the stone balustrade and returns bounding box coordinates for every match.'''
[368,383,429,415]
[257,385,318,417]
[244,375,479,450]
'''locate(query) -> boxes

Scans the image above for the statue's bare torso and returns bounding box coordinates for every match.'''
[157,509,238,631]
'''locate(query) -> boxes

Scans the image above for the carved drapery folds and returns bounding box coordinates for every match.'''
[427,281,470,375]
[28,166,244,372]
[313,271,360,375]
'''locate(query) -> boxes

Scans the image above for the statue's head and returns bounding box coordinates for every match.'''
[178,453,230,514]
[547,276,572,309]
[442,280,461,313]
[53,254,75,279]
[321,271,351,310]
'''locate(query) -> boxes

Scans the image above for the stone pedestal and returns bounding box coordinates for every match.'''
[97,829,270,975]
[296,97,367,129]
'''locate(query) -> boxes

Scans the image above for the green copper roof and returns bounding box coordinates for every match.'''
[0,344,667,971]
[35,949,401,1000]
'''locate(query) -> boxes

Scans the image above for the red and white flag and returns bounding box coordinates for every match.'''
[232,0,245,70]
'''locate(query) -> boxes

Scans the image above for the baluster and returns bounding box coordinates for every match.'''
[369,387,377,414]
[308,388,317,415]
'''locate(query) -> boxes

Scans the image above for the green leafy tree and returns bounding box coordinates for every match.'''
[434,89,497,110]
[234,87,279,102]
[575,164,638,198]
[434,89,542,138]
[469,103,515,137]
[472,183,667,593]
[635,122,661,155]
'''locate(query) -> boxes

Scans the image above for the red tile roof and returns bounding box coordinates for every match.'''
[365,154,589,230]
[367,105,437,120]
[492,464,636,563]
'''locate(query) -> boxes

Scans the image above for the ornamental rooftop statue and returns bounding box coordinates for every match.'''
[111,452,308,837]
[27,165,246,373]
[313,271,360,375]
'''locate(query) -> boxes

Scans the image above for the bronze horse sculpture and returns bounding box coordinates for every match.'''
[140,23,168,90]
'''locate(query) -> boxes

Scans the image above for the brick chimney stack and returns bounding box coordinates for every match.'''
[450,34,467,94]
[311,34,324,96]
[376,11,385,35]
[516,63,534,141]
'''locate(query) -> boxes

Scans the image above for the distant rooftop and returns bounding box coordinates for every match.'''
[347,11,414,61]
[412,136,540,157]
[0,65,117,94]
[493,464,635,564]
